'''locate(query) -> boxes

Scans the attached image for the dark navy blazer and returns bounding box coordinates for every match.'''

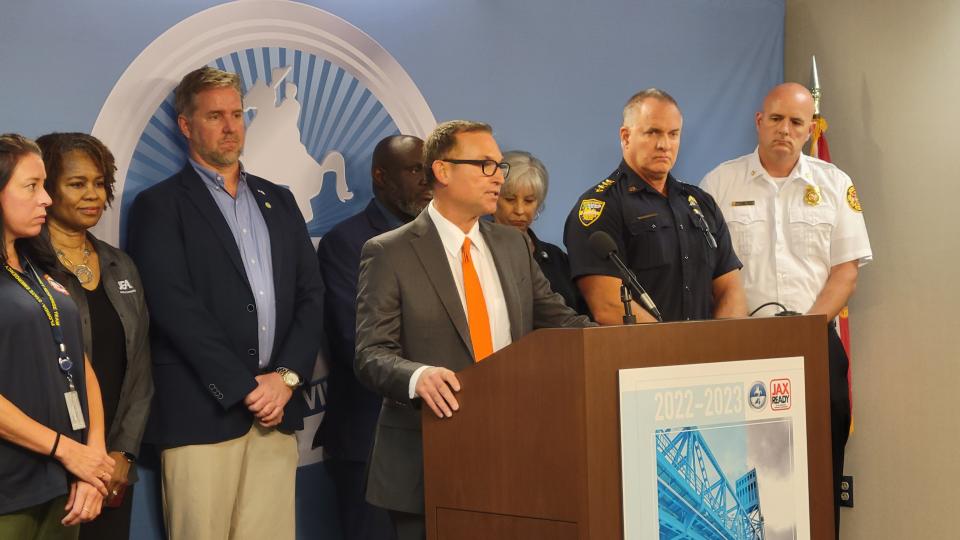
[127,164,325,448]
[313,199,397,461]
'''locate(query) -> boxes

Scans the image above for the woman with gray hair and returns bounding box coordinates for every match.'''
[493,150,587,314]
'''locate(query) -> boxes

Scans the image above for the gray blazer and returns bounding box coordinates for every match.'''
[60,233,153,482]
[355,210,594,514]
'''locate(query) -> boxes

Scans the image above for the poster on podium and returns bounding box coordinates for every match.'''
[619,357,810,540]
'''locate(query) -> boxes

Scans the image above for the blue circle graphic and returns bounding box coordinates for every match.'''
[748,381,767,410]
[120,47,401,244]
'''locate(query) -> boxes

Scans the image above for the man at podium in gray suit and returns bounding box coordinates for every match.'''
[354,120,595,540]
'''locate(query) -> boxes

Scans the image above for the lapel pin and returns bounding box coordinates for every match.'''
[264,202,272,209]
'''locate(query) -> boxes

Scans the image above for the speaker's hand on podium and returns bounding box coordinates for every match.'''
[416,367,461,419]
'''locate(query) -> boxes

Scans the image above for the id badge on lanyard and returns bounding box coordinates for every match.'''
[4,260,86,431]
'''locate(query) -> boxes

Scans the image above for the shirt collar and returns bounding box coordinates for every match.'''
[427,201,484,260]
[619,160,681,196]
[747,148,815,186]
[189,157,248,192]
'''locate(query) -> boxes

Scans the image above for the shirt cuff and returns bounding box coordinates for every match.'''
[408,365,431,400]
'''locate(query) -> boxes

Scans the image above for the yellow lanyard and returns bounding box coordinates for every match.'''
[4,261,75,380]
[4,263,61,329]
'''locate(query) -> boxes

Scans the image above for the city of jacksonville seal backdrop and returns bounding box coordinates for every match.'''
[90,1,435,537]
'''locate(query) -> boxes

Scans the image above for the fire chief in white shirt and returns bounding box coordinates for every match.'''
[700,82,872,539]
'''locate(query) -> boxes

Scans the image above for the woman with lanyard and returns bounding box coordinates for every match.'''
[0,134,115,539]
[37,132,153,540]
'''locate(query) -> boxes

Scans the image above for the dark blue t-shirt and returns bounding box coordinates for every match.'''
[0,265,87,514]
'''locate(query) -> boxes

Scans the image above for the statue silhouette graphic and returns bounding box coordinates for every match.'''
[243,66,353,224]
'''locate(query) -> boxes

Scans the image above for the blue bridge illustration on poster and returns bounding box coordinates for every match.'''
[656,427,766,540]
[120,46,399,243]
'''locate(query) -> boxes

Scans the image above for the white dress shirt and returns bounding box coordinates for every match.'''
[408,202,512,398]
[701,149,873,317]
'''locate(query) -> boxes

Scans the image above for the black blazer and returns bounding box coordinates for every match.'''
[527,227,590,316]
[56,232,153,481]
[127,164,324,448]
[313,200,397,461]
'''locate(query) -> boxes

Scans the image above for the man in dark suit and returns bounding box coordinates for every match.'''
[315,134,430,540]
[354,120,595,540]
[126,66,324,540]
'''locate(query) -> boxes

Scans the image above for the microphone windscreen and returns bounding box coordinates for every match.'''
[588,231,619,259]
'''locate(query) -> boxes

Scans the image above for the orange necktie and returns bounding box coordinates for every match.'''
[461,238,493,361]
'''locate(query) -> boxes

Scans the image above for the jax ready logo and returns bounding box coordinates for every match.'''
[770,378,792,411]
[748,381,767,410]
[90,0,435,466]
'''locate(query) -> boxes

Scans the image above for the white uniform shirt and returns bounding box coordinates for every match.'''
[408,202,512,398]
[700,149,873,317]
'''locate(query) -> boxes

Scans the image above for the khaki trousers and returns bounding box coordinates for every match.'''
[161,423,299,540]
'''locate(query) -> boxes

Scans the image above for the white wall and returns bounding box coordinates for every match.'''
[785,1,960,538]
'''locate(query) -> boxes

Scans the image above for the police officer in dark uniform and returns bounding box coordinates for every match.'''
[564,88,747,324]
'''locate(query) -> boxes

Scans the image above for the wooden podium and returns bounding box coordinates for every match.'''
[422,315,835,539]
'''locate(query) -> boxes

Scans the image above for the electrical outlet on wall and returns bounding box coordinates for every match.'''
[839,475,854,507]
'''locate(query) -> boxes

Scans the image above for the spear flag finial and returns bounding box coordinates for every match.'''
[811,55,822,117]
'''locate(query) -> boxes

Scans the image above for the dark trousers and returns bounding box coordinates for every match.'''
[0,495,77,540]
[324,458,397,540]
[77,484,134,540]
[388,510,425,540]
[827,325,851,540]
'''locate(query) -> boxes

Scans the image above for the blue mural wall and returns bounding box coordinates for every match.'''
[1,0,783,246]
[0,1,784,538]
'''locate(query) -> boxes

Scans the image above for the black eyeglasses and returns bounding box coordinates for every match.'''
[440,159,510,179]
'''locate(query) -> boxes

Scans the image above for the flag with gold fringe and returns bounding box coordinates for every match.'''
[809,56,854,434]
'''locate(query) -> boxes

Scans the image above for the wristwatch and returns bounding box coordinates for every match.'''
[275,367,302,389]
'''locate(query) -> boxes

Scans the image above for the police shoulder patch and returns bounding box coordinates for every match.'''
[846,185,862,212]
[578,198,606,227]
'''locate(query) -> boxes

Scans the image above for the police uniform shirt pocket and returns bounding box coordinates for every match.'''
[726,205,768,257]
[626,215,671,270]
[787,205,835,262]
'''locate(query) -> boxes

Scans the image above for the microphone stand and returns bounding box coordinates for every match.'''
[620,282,637,325]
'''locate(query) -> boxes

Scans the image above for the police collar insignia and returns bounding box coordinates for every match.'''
[594,178,616,194]
[578,199,605,227]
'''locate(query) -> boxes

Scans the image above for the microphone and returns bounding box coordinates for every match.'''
[686,195,717,249]
[587,231,663,322]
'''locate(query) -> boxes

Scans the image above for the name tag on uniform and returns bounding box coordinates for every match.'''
[65,389,87,431]
[731,200,755,206]
[635,212,658,221]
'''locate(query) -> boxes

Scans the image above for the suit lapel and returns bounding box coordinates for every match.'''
[481,221,523,341]
[409,212,473,355]
[178,166,247,281]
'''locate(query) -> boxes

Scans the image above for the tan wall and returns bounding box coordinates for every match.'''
[785,1,960,538]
